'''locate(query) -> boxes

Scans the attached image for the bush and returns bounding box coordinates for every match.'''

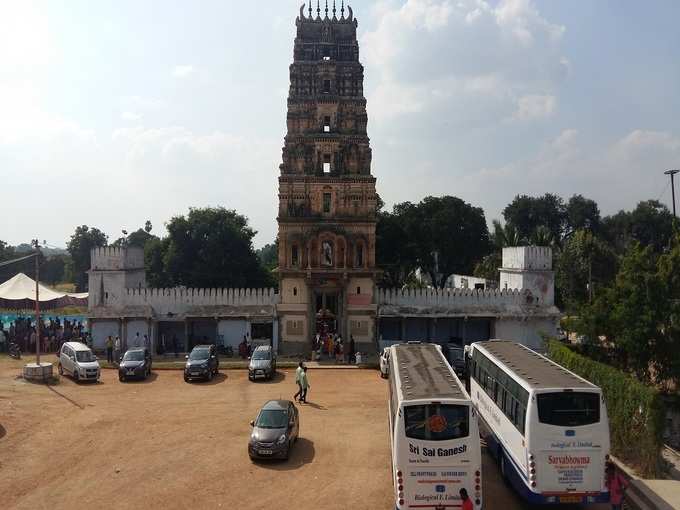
[547,339,665,476]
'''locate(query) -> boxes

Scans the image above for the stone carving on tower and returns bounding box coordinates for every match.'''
[277,2,379,354]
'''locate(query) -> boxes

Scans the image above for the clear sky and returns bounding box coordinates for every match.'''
[2,0,679,248]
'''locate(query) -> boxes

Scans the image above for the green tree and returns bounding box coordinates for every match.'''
[602,200,674,254]
[376,208,419,288]
[256,241,279,271]
[255,240,279,289]
[530,225,557,247]
[503,193,566,242]
[160,207,270,288]
[0,240,16,262]
[579,242,665,382]
[144,237,170,288]
[655,236,680,387]
[565,194,601,235]
[41,255,68,285]
[473,253,502,282]
[112,220,156,248]
[491,220,524,248]
[66,225,108,291]
[403,196,491,288]
[556,230,618,310]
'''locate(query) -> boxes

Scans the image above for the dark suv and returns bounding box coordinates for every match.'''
[184,344,219,382]
[118,347,152,381]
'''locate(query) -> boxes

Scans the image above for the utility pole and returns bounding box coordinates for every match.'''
[665,169,679,218]
[32,239,41,366]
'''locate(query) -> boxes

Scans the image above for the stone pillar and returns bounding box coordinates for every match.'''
[122,318,128,351]
[184,320,189,352]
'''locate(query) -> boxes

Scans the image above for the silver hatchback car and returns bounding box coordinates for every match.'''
[248,345,276,381]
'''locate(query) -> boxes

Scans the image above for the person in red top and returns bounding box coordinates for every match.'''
[605,462,628,510]
[459,488,473,510]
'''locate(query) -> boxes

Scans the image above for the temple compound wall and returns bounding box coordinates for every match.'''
[376,246,559,352]
[88,247,279,353]
[88,244,559,355]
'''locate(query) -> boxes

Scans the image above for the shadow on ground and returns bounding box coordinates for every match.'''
[252,438,315,471]
[119,372,159,384]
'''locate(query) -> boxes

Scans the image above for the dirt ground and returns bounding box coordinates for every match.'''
[0,356,609,510]
[0,357,392,510]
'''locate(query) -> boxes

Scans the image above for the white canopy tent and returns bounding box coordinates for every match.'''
[0,273,87,308]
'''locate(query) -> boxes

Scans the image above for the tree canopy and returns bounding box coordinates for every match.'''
[377,196,491,288]
[503,193,566,243]
[66,225,108,291]
[146,207,272,289]
[577,237,680,387]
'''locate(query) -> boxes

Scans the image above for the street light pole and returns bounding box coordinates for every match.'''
[32,239,41,366]
[665,169,679,218]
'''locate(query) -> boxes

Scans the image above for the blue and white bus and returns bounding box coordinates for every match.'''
[388,342,483,509]
[467,340,610,505]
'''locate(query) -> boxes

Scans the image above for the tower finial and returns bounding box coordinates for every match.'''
[317,0,320,18]
[325,0,328,18]
[333,0,336,17]
[309,2,312,17]
[341,0,345,18]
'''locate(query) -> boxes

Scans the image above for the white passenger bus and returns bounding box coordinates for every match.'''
[467,340,610,505]
[388,342,483,509]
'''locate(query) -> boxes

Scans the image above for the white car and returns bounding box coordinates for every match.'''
[58,341,100,382]
[379,347,390,379]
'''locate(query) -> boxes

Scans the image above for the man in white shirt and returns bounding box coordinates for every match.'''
[114,336,121,362]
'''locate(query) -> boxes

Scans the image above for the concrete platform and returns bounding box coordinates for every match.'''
[23,362,53,382]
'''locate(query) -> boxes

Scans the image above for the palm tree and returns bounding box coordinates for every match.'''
[530,225,556,247]
[492,220,524,248]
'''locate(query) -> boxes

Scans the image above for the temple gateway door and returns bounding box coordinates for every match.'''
[314,290,342,337]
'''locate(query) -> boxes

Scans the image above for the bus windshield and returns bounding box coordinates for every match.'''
[537,392,600,427]
[404,404,469,441]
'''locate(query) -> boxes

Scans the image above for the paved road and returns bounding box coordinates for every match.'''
[481,444,610,510]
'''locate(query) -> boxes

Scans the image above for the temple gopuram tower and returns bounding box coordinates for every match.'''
[276,2,378,354]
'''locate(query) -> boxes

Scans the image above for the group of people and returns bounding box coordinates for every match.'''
[0,316,88,354]
[105,331,160,363]
[313,332,355,363]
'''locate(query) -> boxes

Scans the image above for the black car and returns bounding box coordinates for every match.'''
[248,400,299,461]
[118,347,152,381]
[184,344,219,382]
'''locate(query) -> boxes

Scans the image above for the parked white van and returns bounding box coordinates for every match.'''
[58,341,100,382]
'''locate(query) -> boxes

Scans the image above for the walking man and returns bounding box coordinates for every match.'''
[106,335,114,363]
[114,336,121,363]
[299,366,310,403]
[293,361,304,402]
